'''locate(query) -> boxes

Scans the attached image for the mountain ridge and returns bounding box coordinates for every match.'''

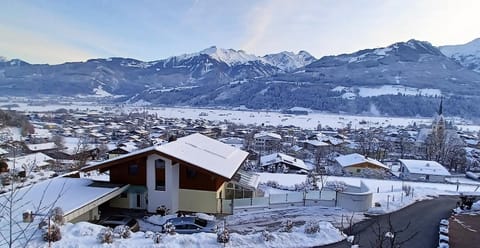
[2,39,480,117]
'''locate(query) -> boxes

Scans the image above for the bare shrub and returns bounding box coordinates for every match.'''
[97,227,114,244]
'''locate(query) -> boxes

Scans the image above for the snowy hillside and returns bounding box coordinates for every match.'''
[440,38,480,72]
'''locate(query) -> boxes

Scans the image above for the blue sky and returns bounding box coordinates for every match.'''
[1,0,479,64]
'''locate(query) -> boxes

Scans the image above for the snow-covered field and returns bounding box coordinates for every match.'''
[5,101,479,130]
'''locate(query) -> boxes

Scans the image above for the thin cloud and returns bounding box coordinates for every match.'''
[0,25,96,64]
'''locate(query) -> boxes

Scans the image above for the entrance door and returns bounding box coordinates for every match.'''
[129,192,146,209]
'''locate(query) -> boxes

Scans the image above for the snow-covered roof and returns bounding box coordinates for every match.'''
[115,141,138,153]
[254,131,282,140]
[399,159,451,176]
[303,139,330,147]
[260,153,308,171]
[6,152,54,170]
[158,133,249,179]
[335,153,388,169]
[83,133,248,180]
[30,128,52,139]
[26,142,57,151]
[232,169,260,190]
[0,177,126,244]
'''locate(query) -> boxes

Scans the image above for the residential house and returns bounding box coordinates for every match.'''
[260,153,308,173]
[399,159,451,182]
[108,142,139,159]
[6,152,54,175]
[26,142,58,154]
[335,153,389,177]
[81,133,256,214]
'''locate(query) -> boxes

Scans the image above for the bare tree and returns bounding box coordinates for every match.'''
[369,214,418,248]
[72,137,91,170]
[0,146,66,247]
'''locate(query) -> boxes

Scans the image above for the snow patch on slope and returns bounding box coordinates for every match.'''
[333,85,441,99]
[440,38,480,72]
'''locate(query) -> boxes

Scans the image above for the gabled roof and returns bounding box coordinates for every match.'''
[82,133,249,180]
[254,131,281,140]
[302,139,330,147]
[335,153,388,169]
[6,152,54,170]
[399,159,451,176]
[158,133,249,179]
[260,152,308,170]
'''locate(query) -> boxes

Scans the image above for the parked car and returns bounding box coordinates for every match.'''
[163,216,216,234]
[98,215,139,232]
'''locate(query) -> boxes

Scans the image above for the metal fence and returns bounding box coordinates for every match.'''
[220,189,337,214]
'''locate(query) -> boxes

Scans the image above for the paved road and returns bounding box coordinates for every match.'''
[320,195,457,248]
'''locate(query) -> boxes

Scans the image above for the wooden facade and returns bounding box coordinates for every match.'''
[179,164,225,191]
[109,156,148,185]
[88,150,228,192]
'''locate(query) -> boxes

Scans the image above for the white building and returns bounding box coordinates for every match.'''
[253,132,282,153]
[399,159,451,182]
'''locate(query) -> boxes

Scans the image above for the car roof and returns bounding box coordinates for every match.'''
[167,217,196,223]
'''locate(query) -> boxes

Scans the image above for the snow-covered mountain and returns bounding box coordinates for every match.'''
[172,46,315,72]
[3,39,480,117]
[174,46,260,66]
[440,38,480,72]
[263,51,316,72]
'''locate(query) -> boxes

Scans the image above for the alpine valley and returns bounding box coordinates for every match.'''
[2,39,480,118]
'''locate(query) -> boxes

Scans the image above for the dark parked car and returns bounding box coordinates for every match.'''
[98,215,139,232]
[164,216,216,234]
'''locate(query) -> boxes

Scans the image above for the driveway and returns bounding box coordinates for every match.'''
[320,195,457,248]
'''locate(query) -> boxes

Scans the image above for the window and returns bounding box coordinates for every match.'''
[186,168,197,178]
[128,164,139,175]
[155,159,166,191]
[356,168,361,173]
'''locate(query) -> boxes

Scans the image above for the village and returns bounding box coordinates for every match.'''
[1,100,480,247]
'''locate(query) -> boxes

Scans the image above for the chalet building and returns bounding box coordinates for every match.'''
[81,133,258,214]
[335,153,389,177]
[260,153,308,173]
[399,159,451,182]
[107,142,139,159]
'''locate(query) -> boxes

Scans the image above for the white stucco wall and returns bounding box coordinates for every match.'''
[146,154,179,213]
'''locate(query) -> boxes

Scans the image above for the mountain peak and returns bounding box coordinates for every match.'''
[198,46,259,65]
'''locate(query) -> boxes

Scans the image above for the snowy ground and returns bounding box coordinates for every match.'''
[23,174,479,248]
[24,218,346,248]
[4,101,480,130]
[257,173,480,215]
